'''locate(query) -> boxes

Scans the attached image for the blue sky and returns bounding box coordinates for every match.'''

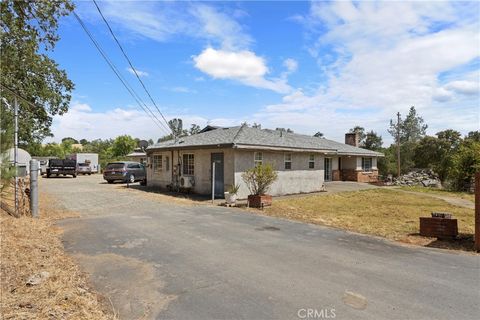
[48,0,480,144]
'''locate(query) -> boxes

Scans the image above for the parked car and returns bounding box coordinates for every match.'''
[103,161,146,185]
[46,159,77,178]
[77,162,92,175]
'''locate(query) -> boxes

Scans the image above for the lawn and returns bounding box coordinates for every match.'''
[260,189,475,250]
[399,186,475,202]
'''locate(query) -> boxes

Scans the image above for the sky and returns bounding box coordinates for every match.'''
[48,0,480,144]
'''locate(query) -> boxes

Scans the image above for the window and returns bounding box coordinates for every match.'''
[153,155,162,172]
[254,152,263,166]
[165,156,170,171]
[284,153,292,170]
[308,154,315,169]
[183,154,194,175]
[362,157,372,172]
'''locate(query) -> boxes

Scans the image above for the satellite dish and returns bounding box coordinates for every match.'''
[138,140,149,150]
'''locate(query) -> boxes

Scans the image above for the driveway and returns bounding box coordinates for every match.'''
[42,175,479,320]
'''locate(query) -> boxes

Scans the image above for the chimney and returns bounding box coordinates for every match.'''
[345,132,359,146]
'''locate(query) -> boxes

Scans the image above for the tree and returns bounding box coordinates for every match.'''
[189,124,201,135]
[349,126,366,145]
[313,132,324,138]
[450,139,480,191]
[275,127,294,133]
[1,1,75,145]
[62,137,78,144]
[363,131,383,150]
[148,139,154,145]
[465,130,480,142]
[388,106,427,144]
[79,138,89,145]
[110,135,136,157]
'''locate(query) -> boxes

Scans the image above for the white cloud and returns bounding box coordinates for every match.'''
[193,48,291,93]
[283,58,298,73]
[163,86,197,94]
[126,67,148,77]
[258,1,480,143]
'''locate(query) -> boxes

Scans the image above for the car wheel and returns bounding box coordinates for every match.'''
[107,180,114,184]
[46,174,50,178]
[73,174,77,178]
[129,174,135,183]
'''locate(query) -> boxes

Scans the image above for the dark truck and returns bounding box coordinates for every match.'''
[46,159,77,178]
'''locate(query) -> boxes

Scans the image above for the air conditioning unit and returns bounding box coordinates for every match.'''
[180,176,194,188]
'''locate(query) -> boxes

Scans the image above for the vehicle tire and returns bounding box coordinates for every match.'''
[140,179,147,186]
[46,174,50,178]
[107,180,114,184]
[73,174,77,178]
[129,174,135,183]
[88,173,91,175]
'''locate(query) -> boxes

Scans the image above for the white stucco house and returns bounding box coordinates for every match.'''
[145,125,383,199]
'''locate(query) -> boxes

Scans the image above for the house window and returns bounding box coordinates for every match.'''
[182,154,194,175]
[284,153,292,170]
[165,156,170,171]
[254,152,263,166]
[308,154,315,169]
[153,155,162,172]
[362,157,372,172]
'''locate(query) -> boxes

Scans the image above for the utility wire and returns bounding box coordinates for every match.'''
[73,11,170,135]
[0,83,40,111]
[92,0,174,137]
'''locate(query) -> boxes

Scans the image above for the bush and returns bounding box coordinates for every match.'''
[241,163,278,195]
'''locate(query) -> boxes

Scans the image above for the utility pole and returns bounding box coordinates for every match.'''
[14,97,19,216]
[396,112,401,178]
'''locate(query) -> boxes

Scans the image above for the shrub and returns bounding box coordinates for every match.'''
[241,163,278,195]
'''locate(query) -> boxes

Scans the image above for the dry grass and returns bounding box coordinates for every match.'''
[258,189,475,251]
[399,186,475,202]
[0,190,114,319]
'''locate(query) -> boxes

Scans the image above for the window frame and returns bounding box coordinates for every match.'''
[308,154,315,169]
[284,153,292,170]
[153,155,162,172]
[254,152,263,166]
[182,153,195,176]
[362,157,373,172]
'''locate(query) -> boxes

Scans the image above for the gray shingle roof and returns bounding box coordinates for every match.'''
[147,126,383,156]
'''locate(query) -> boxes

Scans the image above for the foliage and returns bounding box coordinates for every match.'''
[349,126,366,144]
[388,106,427,144]
[189,124,201,135]
[110,135,136,158]
[241,163,278,195]
[449,139,480,191]
[158,118,202,142]
[275,127,294,133]
[363,130,383,150]
[227,184,241,195]
[0,102,15,192]
[1,0,75,145]
[413,130,462,183]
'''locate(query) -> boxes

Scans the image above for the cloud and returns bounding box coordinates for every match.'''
[258,1,480,143]
[162,86,197,94]
[283,58,298,73]
[193,48,291,93]
[126,67,148,77]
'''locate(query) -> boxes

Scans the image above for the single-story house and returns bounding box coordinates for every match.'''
[145,125,383,199]
[126,148,147,164]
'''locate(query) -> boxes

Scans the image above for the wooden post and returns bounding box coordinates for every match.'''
[475,172,480,252]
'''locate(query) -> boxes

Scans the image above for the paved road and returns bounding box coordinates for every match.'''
[42,175,479,320]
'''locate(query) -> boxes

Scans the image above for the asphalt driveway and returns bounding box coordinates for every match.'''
[42,175,479,320]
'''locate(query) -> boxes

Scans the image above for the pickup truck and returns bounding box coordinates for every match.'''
[46,159,77,178]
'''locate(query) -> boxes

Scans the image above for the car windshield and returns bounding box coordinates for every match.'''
[106,163,125,170]
[79,163,89,167]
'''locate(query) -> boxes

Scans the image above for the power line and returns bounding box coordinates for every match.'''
[73,11,170,135]
[92,0,173,137]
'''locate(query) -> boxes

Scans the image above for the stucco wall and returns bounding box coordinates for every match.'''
[147,148,234,195]
[233,150,325,199]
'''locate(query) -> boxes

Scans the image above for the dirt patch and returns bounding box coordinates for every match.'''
[73,253,176,320]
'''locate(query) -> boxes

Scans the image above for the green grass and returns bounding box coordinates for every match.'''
[399,186,475,202]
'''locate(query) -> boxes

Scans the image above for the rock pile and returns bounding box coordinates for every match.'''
[393,169,441,187]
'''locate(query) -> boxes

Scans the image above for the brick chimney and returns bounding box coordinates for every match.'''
[345,132,359,146]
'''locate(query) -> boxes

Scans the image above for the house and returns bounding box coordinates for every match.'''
[145,125,383,199]
[126,148,147,164]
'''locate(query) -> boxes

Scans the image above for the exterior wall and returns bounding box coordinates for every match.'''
[341,156,379,182]
[147,148,234,195]
[126,155,147,164]
[233,150,325,199]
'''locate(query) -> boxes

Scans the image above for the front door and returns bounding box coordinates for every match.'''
[324,158,332,181]
[211,153,224,198]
